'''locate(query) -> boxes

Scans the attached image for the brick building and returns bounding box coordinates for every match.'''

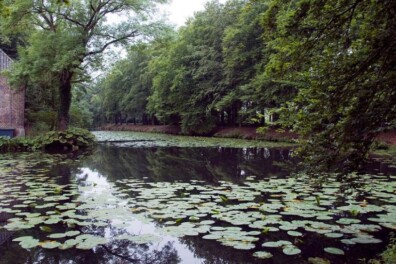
[0,48,25,137]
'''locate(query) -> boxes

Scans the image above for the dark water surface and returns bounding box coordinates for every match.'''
[0,141,395,264]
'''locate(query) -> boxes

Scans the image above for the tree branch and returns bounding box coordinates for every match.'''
[84,30,139,57]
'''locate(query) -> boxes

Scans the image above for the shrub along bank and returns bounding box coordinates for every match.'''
[0,128,95,153]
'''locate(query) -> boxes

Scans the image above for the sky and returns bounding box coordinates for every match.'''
[161,0,227,27]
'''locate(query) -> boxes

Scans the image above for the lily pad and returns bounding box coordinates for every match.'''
[351,237,382,244]
[41,241,62,249]
[287,231,303,237]
[48,233,67,239]
[19,238,40,249]
[262,240,292,248]
[253,251,273,259]
[324,233,343,238]
[324,247,345,255]
[283,245,301,255]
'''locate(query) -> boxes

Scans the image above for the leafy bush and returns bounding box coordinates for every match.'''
[0,128,96,153]
[0,137,38,152]
[38,128,96,152]
[381,234,396,264]
[368,233,396,264]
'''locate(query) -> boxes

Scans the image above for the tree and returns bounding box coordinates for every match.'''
[1,0,167,130]
[263,0,396,172]
[221,0,269,126]
[148,0,245,134]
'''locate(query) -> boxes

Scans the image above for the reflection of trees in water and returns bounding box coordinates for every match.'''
[86,145,292,183]
[0,240,180,264]
[80,222,181,264]
[179,235,306,264]
[180,236,261,264]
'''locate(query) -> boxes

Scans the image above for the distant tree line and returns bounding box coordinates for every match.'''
[92,0,296,134]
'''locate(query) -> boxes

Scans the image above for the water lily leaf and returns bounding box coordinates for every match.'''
[41,241,61,249]
[19,238,40,249]
[13,236,35,242]
[324,233,343,238]
[341,239,356,245]
[351,237,382,244]
[63,239,78,246]
[231,242,256,250]
[48,233,67,239]
[253,251,273,259]
[380,223,396,230]
[202,232,223,239]
[324,247,345,255]
[336,218,361,225]
[200,220,215,225]
[65,231,81,237]
[283,245,301,255]
[287,231,303,237]
[262,240,292,248]
[76,236,107,250]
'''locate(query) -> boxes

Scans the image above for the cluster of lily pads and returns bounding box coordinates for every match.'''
[112,174,396,259]
[92,131,291,148]
[1,153,396,263]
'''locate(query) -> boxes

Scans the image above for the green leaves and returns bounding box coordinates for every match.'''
[324,247,345,255]
[1,0,169,130]
[263,0,396,173]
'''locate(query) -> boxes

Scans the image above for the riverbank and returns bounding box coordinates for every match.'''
[98,124,396,161]
[99,124,396,145]
[98,124,299,142]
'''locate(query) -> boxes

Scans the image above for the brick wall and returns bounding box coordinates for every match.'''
[0,49,25,137]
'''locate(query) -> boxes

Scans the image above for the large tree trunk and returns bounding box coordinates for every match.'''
[58,70,73,131]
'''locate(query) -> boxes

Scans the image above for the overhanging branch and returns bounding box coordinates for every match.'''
[84,30,139,57]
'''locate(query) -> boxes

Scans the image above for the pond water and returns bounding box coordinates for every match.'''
[0,131,395,264]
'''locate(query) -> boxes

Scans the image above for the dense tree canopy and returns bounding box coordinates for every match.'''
[264,0,396,171]
[98,0,282,134]
[0,0,167,130]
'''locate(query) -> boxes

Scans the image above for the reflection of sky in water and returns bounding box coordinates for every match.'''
[77,167,205,264]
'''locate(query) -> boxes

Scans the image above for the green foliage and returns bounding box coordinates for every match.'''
[0,136,37,152]
[26,111,57,135]
[38,128,96,152]
[0,128,95,153]
[70,103,93,129]
[368,233,396,264]
[1,0,169,130]
[70,86,94,129]
[263,0,396,172]
[93,0,297,135]
[381,234,396,264]
[98,42,166,125]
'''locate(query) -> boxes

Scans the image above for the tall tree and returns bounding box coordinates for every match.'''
[1,0,167,130]
[221,0,269,126]
[264,0,396,172]
[148,0,245,134]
